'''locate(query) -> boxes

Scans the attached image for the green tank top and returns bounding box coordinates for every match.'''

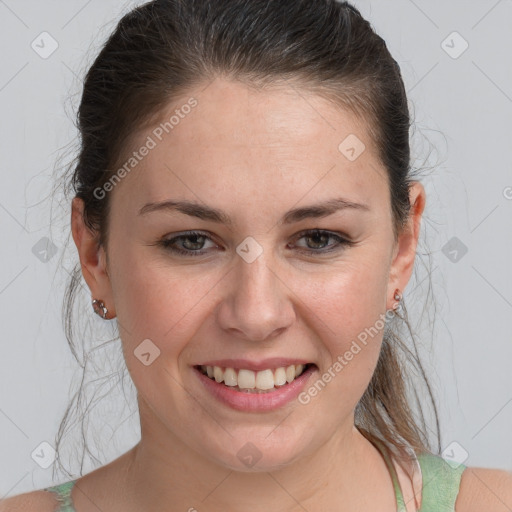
[370,437,467,511]
[43,441,466,511]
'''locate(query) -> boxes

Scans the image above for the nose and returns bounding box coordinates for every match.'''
[216,250,295,342]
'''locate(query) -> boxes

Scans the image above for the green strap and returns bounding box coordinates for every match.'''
[371,438,408,511]
[44,480,76,511]
[371,437,467,512]
[416,453,467,511]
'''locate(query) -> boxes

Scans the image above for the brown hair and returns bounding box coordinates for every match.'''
[52,0,441,487]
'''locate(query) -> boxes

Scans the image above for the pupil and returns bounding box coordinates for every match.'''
[308,233,327,249]
[184,234,204,250]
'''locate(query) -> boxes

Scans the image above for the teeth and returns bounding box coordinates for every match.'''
[238,369,255,389]
[223,367,237,386]
[214,366,224,383]
[274,367,287,386]
[286,364,296,383]
[199,364,310,390]
[255,369,274,390]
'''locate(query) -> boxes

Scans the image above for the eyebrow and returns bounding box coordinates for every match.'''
[138,196,370,226]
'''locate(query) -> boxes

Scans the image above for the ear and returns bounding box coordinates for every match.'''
[386,181,426,309]
[71,196,116,319]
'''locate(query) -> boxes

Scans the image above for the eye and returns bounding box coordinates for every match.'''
[156,229,355,257]
[290,229,355,254]
[158,231,217,257]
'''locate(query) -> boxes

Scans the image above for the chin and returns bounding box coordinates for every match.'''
[204,435,305,473]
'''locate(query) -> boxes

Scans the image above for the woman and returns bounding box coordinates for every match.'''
[3,0,511,510]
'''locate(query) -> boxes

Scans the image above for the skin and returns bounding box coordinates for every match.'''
[70,77,426,511]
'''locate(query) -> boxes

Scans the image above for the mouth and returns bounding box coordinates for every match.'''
[194,363,317,394]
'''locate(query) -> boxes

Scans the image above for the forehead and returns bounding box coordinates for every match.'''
[110,78,388,217]
[155,78,374,154]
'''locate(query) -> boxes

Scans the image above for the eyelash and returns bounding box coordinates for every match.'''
[157,229,355,257]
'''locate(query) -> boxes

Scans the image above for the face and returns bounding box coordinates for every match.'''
[72,77,424,472]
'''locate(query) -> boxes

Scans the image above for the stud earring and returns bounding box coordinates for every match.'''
[92,298,108,319]
[392,289,402,313]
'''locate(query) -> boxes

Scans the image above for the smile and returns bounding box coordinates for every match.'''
[196,363,315,392]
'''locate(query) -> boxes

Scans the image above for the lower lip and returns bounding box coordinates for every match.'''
[193,365,317,412]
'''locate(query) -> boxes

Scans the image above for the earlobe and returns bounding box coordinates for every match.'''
[71,197,115,317]
[386,181,426,309]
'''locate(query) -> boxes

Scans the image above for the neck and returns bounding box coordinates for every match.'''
[119,399,388,511]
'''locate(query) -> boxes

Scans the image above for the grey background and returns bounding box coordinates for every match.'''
[1,0,511,496]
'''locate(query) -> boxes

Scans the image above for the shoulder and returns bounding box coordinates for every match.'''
[0,488,59,511]
[455,465,512,512]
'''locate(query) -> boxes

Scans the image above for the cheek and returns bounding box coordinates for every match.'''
[111,257,219,407]
[297,261,388,392]
[110,249,221,352]
[300,258,388,339]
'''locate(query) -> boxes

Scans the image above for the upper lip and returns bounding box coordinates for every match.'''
[194,358,314,372]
